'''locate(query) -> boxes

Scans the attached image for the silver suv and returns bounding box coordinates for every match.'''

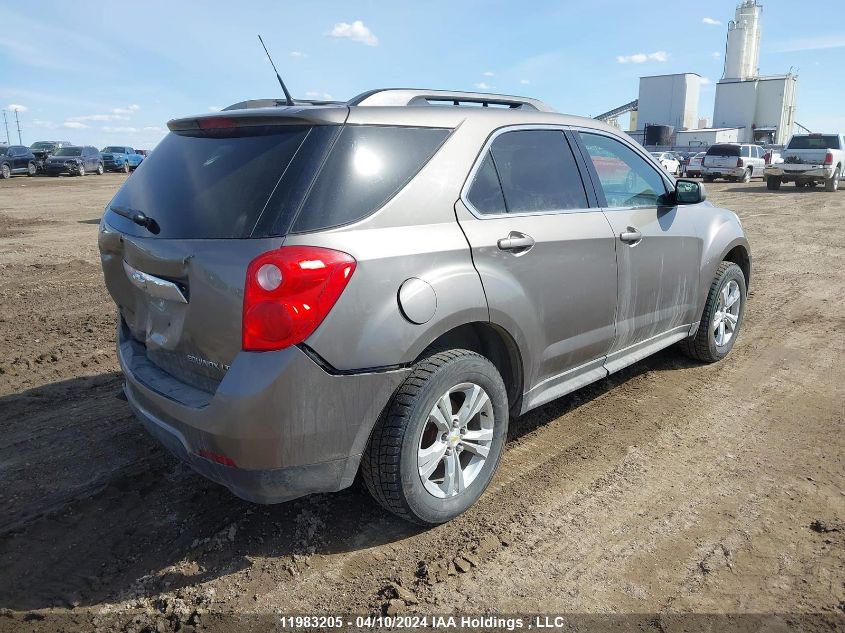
[99,89,751,525]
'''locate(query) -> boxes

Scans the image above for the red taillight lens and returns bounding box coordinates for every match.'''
[197,450,237,468]
[824,152,833,165]
[736,158,744,167]
[242,246,356,352]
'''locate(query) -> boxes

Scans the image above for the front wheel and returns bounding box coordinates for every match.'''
[122,161,130,174]
[0,163,10,179]
[766,176,782,190]
[77,163,85,177]
[27,161,36,177]
[361,350,509,525]
[96,163,104,175]
[681,261,746,363]
[825,167,840,192]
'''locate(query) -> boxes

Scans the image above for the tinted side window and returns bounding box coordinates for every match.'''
[488,130,588,213]
[291,125,450,233]
[466,151,506,215]
[579,132,668,209]
[743,146,751,157]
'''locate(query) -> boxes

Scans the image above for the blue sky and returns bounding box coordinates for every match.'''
[1,1,842,149]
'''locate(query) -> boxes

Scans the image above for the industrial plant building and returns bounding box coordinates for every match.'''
[598,0,798,149]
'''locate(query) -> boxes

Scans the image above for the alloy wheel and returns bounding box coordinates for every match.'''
[418,382,494,499]
[713,280,741,347]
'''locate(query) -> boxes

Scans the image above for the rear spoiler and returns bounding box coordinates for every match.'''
[167,105,349,132]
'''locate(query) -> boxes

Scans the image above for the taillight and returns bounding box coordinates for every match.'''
[824,152,833,165]
[242,246,356,352]
[736,158,744,167]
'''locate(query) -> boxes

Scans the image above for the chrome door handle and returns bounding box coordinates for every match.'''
[620,229,643,243]
[497,232,535,252]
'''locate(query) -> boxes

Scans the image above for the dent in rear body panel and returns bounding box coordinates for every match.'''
[120,333,409,471]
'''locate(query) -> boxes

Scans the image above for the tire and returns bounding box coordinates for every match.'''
[703,175,714,183]
[122,161,130,174]
[0,163,10,179]
[766,176,781,190]
[96,163,104,176]
[741,168,751,183]
[825,166,840,192]
[361,349,509,526]
[77,164,85,177]
[681,261,747,363]
[27,162,36,177]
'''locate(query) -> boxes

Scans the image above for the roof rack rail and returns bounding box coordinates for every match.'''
[347,89,555,112]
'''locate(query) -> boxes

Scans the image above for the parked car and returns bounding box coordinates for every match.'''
[101,146,144,172]
[685,152,707,177]
[650,151,680,175]
[99,88,751,525]
[764,133,843,191]
[0,145,37,178]
[44,146,103,176]
[29,140,74,173]
[701,143,766,182]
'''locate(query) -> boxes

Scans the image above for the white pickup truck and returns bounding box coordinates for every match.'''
[765,133,843,191]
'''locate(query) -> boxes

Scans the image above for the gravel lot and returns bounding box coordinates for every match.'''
[0,174,842,632]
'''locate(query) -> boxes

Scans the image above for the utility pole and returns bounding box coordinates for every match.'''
[2,111,9,145]
[14,109,22,145]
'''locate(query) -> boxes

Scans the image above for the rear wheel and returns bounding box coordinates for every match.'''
[0,163,10,179]
[361,350,509,525]
[766,176,782,190]
[825,167,840,192]
[681,261,746,363]
[741,168,751,183]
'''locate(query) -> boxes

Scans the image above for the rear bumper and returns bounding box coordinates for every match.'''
[702,166,745,178]
[118,326,410,503]
[764,166,833,179]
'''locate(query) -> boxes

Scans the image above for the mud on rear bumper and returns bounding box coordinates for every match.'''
[118,327,410,504]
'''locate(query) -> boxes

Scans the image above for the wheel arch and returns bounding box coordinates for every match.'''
[414,321,524,416]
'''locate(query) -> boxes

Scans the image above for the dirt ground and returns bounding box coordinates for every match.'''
[0,173,842,632]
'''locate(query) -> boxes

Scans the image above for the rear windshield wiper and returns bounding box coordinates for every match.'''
[109,205,160,235]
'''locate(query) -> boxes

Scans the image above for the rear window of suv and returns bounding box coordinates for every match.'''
[706,144,741,157]
[105,124,450,239]
[787,135,840,150]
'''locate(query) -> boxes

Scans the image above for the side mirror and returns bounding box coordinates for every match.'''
[675,179,706,204]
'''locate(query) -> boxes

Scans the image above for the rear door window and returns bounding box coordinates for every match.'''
[289,125,450,233]
[466,151,507,215]
[481,129,588,214]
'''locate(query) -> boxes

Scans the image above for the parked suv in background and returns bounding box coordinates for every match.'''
[30,140,74,173]
[101,146,144,172]
[702,143,766,182]
[685,152,706,178]
[765,133,843,191]
[0,145,37,178]
[45,146,103,176]
[99,89,751,525]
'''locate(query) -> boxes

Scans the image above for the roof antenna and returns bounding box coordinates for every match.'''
[257,34,295,106]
